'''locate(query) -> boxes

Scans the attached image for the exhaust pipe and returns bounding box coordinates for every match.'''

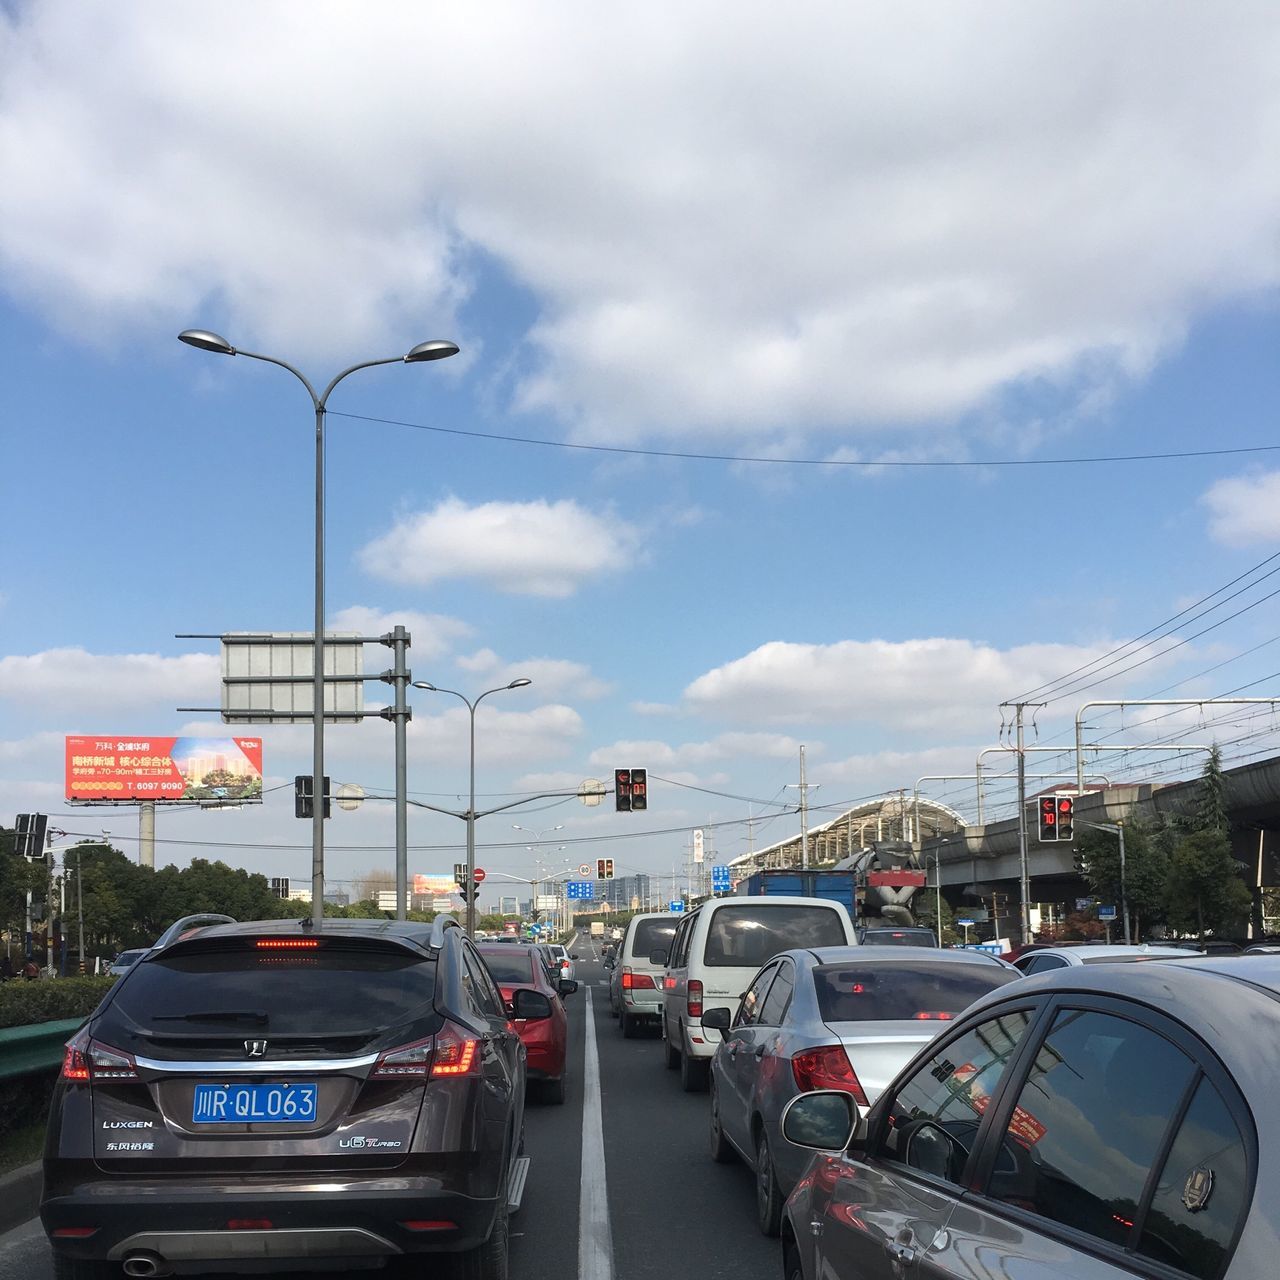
[123,1253,169,1277]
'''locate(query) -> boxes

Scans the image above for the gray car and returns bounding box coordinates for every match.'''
[703,945,1019,1236]
[780,954,1273,1280]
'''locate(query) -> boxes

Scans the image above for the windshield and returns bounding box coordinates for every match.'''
[630,918,678,958]
[110,944,437,1036]
[815,962,1016,1022]
[704,905,846,968]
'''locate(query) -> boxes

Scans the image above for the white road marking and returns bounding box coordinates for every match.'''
[578,986,614,1280]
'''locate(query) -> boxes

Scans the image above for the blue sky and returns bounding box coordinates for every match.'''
[3,2,1280,908]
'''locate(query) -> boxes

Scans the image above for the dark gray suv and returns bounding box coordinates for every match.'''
[42,914,525,1279]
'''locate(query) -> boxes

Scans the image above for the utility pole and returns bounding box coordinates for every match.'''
[1001,701,1046,945]
[792,745,810,871]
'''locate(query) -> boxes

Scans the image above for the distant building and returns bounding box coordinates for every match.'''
[498,896,520,916]
[600,874,652,910]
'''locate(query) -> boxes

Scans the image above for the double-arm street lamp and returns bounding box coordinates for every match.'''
[1078,820,1131,945]
[178,330,458,925]
[412,679,532,934]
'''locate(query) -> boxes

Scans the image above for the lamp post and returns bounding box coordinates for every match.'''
[1078,821,1130,945]
[413,679,532,935]
[923,838,954,945]
[179,330,457,926]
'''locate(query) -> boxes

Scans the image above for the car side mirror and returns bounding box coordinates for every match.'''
[781,1091,868,1153]
[571,953,580,960]
[649,949,670,966]
[700,1006,733,1036]
[559,979,579,997]
[603,957,615,969]
[513,989,554,1020]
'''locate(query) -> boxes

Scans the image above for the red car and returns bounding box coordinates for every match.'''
[477,943,575,1104]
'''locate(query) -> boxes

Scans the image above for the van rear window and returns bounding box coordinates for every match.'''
[630,918,678,959]
[703,905,846,968]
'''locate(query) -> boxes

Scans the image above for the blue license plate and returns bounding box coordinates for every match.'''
[192,1082,317,1124]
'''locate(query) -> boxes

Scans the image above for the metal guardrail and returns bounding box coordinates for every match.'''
[0,1018,85,1080]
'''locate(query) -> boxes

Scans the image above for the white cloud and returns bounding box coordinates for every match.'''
[359,497,638,598]
[682,638,1151,733]
[2,5,1278,440]
[588,732,813,771]
[630,701,675,717]
[454,648,612,700]
[0,648,219,716]
[1201,472,1280,547]
[409,703,584,768]
[328,605,471,660]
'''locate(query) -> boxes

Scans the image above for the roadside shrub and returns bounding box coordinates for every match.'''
[0,976,116,1030]
[0,1068,56,1138]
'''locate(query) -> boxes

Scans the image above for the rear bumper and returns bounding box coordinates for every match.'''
[42,1170,500,1270]
[621,993,661,1018]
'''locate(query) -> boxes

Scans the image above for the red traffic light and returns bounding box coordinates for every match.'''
[1058,798,1073,813]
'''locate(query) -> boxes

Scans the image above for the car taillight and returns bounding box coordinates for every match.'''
[371,1036,434,1079]
[429,1022,481,1078]
[688,979,703,1019]
[61,1028,140,1083]
[621,968,656,990]
[791,1045,868,1105]
[912,1011,954,1020]
[560,959,570,970]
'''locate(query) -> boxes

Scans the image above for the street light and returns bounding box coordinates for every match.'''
[1078,821,1130,945]
[923,839,954,946]
[413,678,532,934]
[180,329,458,926]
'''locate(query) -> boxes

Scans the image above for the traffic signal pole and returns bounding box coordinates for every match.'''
[1000,701,1046,945]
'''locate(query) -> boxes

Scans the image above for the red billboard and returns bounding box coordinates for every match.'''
[66,736,263,803]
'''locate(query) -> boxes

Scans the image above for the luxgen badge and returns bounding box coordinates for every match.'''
[102,1120,153,1129]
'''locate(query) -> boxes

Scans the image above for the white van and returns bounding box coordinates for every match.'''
[608,912,680,1036]
[657,895,857,1091]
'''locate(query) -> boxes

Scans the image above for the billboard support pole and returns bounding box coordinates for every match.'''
[139,801,155,869]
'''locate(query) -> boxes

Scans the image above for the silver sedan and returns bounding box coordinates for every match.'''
[703,945,1019,1236]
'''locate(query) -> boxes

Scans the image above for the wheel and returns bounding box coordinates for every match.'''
[620,1008,637,1038]
[540,1074,567,1105]
[783,1240,804,1280]
[755,1130,783,1237]
[53,1258,119,1280]
[457,1195,509,1280]
[709,1080,734,1163]
[663,1027,680,1069]
[680,1047,707,1093]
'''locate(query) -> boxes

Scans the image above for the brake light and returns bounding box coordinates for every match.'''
[791,1045,868,1105]
[429,1022,481,1078]
[688,979,703,1019]
[227,1219,273,1231]
[62,1029,139,1083]
[912,1011,954,1020]
[255,938,320,949]
[560,959,570,970]
[621,968,656,990]
[371,1036,434,1079]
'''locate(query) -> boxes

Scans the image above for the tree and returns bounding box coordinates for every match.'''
[1164,829,1251,938]
[1191,745,1229,836]
[1077,819,1169,938]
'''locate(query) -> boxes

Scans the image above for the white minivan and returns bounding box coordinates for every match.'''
[656,895,857,1091]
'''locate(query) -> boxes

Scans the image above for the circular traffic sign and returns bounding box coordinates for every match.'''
[473,868,487,883]
[578,863,593,876]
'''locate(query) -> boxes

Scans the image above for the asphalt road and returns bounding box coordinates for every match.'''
[0,938,780,1280]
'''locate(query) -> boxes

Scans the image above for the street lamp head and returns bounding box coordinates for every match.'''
[178,329,236,356]
[506,678,532,689]
[412,681,438,692]
[404,340,460,363]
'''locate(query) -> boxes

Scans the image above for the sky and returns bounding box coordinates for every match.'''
[2,1,1280,911]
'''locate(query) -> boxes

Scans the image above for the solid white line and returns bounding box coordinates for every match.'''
[578,987,614,1280]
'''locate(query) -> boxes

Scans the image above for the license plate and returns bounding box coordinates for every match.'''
[192,1082,317,1124]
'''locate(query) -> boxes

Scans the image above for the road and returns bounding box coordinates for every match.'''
[0,940,779,1280]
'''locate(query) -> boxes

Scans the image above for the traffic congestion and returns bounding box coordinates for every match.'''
[3,895,1272,1280]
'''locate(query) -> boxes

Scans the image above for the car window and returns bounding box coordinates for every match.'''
[478,949,536,985]
[879,1009,1034,1187]
[814,961,1016,1022]
[630,917,678,960]
[984,1009,1198,1253]
[462,946,505,1020]
[736,963,779,1028]
[671,915,694,967]
[702,904,846,968]
[1137,1074,1249,1279]
[758,959,795,1025]
[108,941,437,1037]
[1017,954,1068,974]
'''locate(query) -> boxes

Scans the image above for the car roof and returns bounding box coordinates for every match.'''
[796,945,1014,968]
[1021,943,1189,962]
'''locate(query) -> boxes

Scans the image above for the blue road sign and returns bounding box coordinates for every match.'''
[669,900,685,913]
[565,880,596,900]
[711,864,731,888]
[1098,905,1117,921]
[956,918,975,927]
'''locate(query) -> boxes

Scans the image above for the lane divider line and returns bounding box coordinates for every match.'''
[578,986,615,1280]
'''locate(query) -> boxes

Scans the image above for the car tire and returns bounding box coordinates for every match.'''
[783,1240,804,1280]
[458,1195,509,1280]
[755,1130,783,1237]
[52,1258,118,1280]
[620,1008,637,1038]
[680,1047,707,1093]
[541,1074,567,1105]
[709,1081,734,1164]
[663,1029,679,1069]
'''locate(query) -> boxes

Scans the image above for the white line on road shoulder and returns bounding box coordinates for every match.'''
[578,986,614,1280]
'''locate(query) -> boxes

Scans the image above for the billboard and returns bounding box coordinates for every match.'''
[413,874,460,897]
[66,736,263,803]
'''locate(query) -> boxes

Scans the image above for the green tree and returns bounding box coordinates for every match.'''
[1191,744,1229,836]
[1077,819,1169,938]
[1164,829,1251,938]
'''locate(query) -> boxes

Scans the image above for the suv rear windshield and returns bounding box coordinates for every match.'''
[109,942,437,1036]
[479,949,536,984]
[814,961,1014,1022]
[860,929,937,947]
[704,905,846,968]
[631,918,678,959]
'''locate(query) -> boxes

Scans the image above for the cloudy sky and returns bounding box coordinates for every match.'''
[3,1,1280,906]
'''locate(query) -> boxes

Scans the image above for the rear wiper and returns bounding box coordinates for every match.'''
[152,1009,269,1025]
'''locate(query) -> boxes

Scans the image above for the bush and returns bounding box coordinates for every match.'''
[0,1068,56,1139]
[0,976,116,1030]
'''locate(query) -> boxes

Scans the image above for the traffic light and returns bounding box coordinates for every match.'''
[604,858,615,879]
[597,858,607,880]
[1038,795,1058,842]
[1057,795,1074,841]
[630,768,647,811]
[294,776,331,819]
[614,769,632,812]
[13,813,48,859]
